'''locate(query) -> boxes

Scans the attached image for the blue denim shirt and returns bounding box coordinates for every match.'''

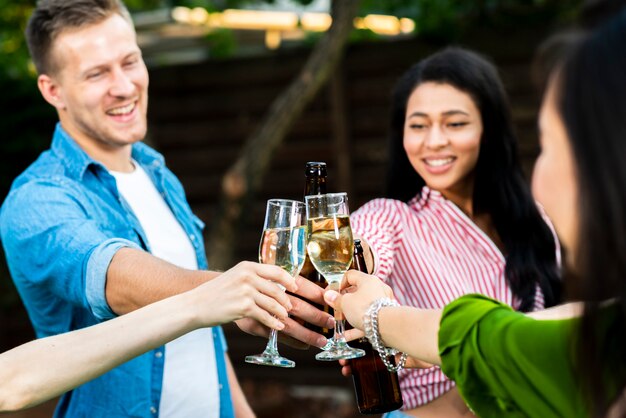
[0,124,234,417]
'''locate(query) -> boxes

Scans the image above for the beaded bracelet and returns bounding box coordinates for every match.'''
[363,298,408,373]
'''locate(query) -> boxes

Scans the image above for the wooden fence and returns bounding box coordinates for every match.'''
[148,30,546,264]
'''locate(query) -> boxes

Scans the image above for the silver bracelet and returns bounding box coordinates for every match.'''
[363,298,408,373]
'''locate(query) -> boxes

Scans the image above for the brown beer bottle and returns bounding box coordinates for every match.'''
[349,239,403,414]
[300,162,333,337]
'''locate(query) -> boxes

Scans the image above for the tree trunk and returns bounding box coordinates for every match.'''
[207,0,361,270]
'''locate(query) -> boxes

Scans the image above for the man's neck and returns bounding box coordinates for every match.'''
[99,153,134,173]
[80,142,134,172]
[59,123,134,172]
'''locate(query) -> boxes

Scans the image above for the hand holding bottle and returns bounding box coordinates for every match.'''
[338,355,435,376]
[342,239,403,414]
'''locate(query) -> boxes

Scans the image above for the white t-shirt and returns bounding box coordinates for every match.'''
[111,162,219,418]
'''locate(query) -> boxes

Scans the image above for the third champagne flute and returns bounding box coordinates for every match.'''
[305,192,365,361]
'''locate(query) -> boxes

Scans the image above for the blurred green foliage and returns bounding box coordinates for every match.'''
[0,0,585,82]
[0,1,35,80]
[203,28,238,58]
[361,0,582,40]
[0,1,54,203]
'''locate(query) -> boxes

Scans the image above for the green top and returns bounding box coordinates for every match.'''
[438,294,585,418]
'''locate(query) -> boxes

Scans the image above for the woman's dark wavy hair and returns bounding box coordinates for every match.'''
[386,47,561,311]
[554,9,626,416]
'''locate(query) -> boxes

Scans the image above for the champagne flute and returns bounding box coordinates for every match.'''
[305,192,365,361]
[245,199,307,368]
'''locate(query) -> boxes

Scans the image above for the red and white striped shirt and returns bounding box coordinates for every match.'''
[351,187,547,409]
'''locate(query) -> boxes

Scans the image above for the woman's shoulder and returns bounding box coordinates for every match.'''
[354,197,422,225]
[354,193,427,215]
[439,296,583,418]
[355,197,407,212]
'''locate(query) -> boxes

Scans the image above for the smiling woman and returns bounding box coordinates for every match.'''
[328,10,626,417]
[402,82,482,209]
[349,47,562,418]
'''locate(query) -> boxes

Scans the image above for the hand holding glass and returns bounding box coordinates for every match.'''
[245,199,307,368]
[305,192,365,361]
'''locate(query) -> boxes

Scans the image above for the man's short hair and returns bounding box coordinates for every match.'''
[26,0,133,75]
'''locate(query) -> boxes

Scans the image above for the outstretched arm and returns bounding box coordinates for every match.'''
[107,248,334,349]
[326,270,584,367]
[324,270,443,365]
[105,247,219,314]
[0,263,294,412]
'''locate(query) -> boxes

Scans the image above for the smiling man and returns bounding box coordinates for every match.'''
[0,1,332,417]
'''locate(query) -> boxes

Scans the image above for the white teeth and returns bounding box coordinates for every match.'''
[425,157,454,167]
[108,103,135,116]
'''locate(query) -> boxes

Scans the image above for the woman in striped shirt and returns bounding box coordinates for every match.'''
[350,47,562,417]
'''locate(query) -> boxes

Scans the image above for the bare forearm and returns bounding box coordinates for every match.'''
[527,302,583,320]
[0,292,198,412]
[378,306,443,365]
[0,260,297,412]
[322,271,441,363]
[106,247,220,314]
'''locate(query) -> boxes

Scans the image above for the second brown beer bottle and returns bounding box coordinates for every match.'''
[349,239,403,414]
[299,161,333,337]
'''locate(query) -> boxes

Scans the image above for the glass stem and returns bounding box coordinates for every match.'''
[334,318,348,344]
[328,281,347,344]
[264,328,279,355]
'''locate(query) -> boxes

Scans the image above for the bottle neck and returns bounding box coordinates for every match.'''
[304,177,327,196]
[353,244,368,274]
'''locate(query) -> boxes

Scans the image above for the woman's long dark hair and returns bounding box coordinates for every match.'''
[556,10,626,416]
[386,47,561,311]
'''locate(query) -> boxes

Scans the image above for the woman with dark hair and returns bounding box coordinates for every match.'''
[350,47,562,416]
[331,9,626,418]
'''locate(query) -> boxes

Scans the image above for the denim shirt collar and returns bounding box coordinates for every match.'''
[50,123,165,179]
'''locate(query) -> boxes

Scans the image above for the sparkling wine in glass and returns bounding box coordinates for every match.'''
[305,192,365,361]
[245,199,307,368]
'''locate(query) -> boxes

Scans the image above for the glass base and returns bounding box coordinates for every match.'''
[315,343,365,361]
[245,353,296,368]
[320,339,332,351]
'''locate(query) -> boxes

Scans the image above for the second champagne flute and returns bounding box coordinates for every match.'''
[305,192,365,361]
[245,199,307,368]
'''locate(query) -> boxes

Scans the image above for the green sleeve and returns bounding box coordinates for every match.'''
[438,294,586,418]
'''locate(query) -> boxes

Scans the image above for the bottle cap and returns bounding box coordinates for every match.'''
[305,161,327,176]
